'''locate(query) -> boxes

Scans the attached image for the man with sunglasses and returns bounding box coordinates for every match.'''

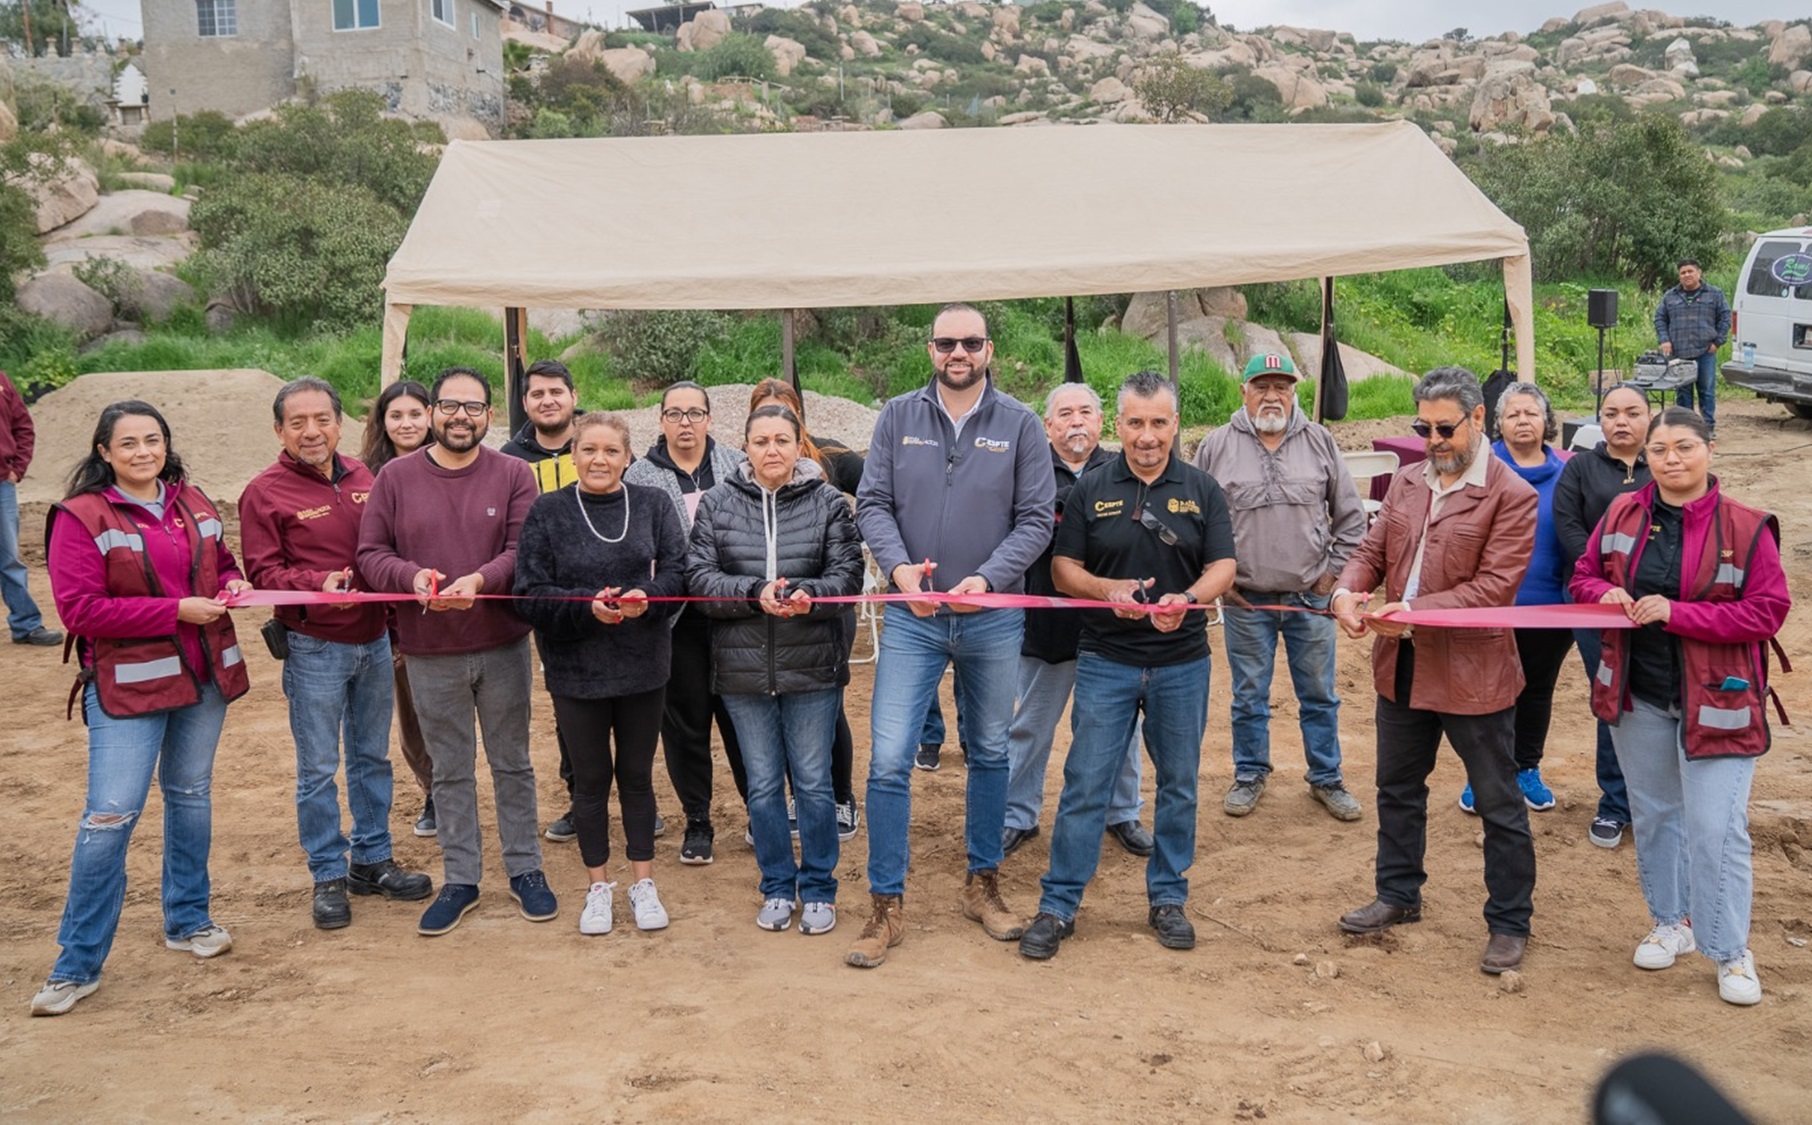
[1330,366,1538,975]
[1020,371,1236,959]
[848,303,1055,968]
[1195,353,1368,823]
[358,367,558,935]
[625,381,746,866]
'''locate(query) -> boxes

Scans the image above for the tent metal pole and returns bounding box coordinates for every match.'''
[781,310,797,393]
[1165,291,1179,387]
[504,307,528,435]
[1314,277,1330,424]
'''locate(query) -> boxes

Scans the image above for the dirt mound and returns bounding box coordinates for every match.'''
[608,382,882,456]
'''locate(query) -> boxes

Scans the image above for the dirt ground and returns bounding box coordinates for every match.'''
[2,393,1810,1123]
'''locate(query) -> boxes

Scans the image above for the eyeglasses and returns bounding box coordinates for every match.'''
[1410,418,1468,441]
[1138,505,1179,547]
[931,336,990,355]
[434,400,489,417]
[661,408,709,424]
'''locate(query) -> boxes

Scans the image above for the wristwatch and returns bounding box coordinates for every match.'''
[1182,591,1200,604]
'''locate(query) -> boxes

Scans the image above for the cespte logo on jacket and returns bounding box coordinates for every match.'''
[902,435,940,447]
[973,437,1012,454]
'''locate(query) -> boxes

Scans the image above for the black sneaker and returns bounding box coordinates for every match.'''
[413,798,437,838]
[508,869,559,921]
[1589,816,1626,849]
[418,884,479,936]
[1002,824,1040,856]
[1018,911,1074,960]
[836,797,860,842]
[1149,904,1196,950]
[915,744,941,771]
[788,796,799,839]
[654,812,666,838]
[544,812,577,843]
[312,877,351,930]
[348,858,433,901]
[680,819,715,865]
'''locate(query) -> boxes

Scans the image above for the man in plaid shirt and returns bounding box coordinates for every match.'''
[1653,258,1731,432]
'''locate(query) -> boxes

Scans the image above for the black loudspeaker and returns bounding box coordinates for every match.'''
[1588,289,1620,329]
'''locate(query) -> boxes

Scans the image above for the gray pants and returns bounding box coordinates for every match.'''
[404,636,542,885]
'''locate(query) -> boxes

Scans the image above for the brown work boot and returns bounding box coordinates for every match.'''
[962,869,1026,941]
[844,893,905,968]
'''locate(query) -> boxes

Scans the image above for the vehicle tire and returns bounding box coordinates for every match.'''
[1787,402,1812,421]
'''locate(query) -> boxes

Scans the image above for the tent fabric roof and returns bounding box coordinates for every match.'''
[382,121,1528,311]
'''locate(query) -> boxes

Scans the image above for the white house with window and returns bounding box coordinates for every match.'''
[140,0,507,129]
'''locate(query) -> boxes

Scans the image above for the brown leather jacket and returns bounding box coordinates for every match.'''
[1337,452,1537,715]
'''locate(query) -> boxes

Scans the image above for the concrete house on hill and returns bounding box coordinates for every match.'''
[140,0,506,130]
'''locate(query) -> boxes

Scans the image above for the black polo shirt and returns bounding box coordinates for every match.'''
[1053,452,1235,667]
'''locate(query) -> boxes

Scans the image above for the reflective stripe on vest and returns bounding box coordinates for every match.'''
[1597,662,1614,687]
[1714,563,1744,586]
[114,655,183,685]
[221,644,243,668]
[93,528,143,553]
[198,517,223,540]
[1698,704,1752,731]
[1599,532,1638,556]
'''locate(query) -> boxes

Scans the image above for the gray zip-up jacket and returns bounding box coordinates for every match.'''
[1193,404,1366,593]
[856,376,1054,597]
[624,435,745,624]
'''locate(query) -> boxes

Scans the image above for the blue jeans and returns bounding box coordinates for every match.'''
[725,688,841,904]
[1673,351,1719,430]
[1223,591,1343,787]
[865,605,1022,895]
[918,676,968,749]
[1572,625,1631,824]
[1005,655,1142,831]
[1,479,46,639]
[1040,652,1208,922]
[1610,698,1755,962]
[51,682,228,985]
[282,631,396,882]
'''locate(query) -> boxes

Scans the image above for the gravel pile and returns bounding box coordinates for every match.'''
[606,383,884,456]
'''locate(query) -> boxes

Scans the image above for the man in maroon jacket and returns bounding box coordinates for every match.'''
[240,377,433,930]
[1,371,61,646]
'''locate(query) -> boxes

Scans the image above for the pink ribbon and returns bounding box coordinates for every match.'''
[221,589,1636,628]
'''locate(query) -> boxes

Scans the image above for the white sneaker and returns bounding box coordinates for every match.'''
[757,897,796,931]
[1718,949,1762,1006]
[165,924,232,959]
[30,978,99,1016]
[799,902,836,935]
[580,881,616,935]
[628,878,669,931]
[1633,922,1696,970]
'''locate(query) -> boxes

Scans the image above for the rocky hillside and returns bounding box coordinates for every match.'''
[507,0,1809,155]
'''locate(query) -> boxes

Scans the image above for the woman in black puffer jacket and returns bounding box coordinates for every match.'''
[687,405,864,936]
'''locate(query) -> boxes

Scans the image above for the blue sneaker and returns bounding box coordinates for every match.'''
[418,883,480,936]
[1457,785,1476,815]
[509,870,559,922]
[1517,768,1556,811]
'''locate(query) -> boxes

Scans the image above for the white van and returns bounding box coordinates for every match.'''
[1724,226,1812,419]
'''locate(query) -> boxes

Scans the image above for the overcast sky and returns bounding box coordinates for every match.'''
[73,0,1800,46]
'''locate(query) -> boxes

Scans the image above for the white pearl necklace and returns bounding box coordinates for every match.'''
[574,484,629,544]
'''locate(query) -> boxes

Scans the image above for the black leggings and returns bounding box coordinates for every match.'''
[552,687,665,868]
[1511,627,1576,771]
[663,611,746,822]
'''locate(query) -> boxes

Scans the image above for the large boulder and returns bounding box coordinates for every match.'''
[1124,2,1169,41]
[1286,333,1408,383]
[1121,288,1249,340]
[1173,316,1238,372]
[1608,63,1655,87]
[1090,75,1130,103]
[1237,323,1292,370]
[1572,1,1631,28]
[766,35,807,76]
[599,47,655,84]
[24,155,100,234]
[1470,67,1556,133]
[898,110,946,129]
[1769,24,1812,70]
[568,27,606,60]
[50,190,191,239]
[1251,66,1328,112]
[851,30,881,57]
[132,270,196,323]
[896,1,924,21]
[17,274,114,341]
[1014,53,1050,76]
[677,8,730,52]
[115,171,177,191]
[1792,70,1812,94]
[992,5,1019,37]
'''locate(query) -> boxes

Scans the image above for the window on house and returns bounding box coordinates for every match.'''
[430,0,453,26]
[196,0,237,36]
[471,11,480,37]
[333,0,380,30]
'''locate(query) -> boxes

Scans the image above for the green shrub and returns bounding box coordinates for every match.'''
[190,173,408,332]
[742,8,839,59]
[9,76,107,135]
[1134,56,1232,122]
[140,111,240,161]
[1367,61,1397,84]
[593,309,733,387]
[72,256,143,318]
[0,307,76,393]
[230,90,439,216]
[1355,81,1385,108]
[0,180,44,304]
[696,33,777,81]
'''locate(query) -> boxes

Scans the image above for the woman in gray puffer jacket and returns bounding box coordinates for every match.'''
[687,405,864,936]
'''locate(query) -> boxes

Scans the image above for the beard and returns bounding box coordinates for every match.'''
[533,414,572,439]
[437,421,485,452]
[937,363,985,393]
[1058,430,1094,458]
[1429,443,1476,477]
[1252,410,1288,435]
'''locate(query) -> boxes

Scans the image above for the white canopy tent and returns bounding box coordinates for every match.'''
[381,121,1534,406]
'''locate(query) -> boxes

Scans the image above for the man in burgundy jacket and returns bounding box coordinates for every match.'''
[1,371,61,646]
[1331,367,1539,976]
[240,377,433,930]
